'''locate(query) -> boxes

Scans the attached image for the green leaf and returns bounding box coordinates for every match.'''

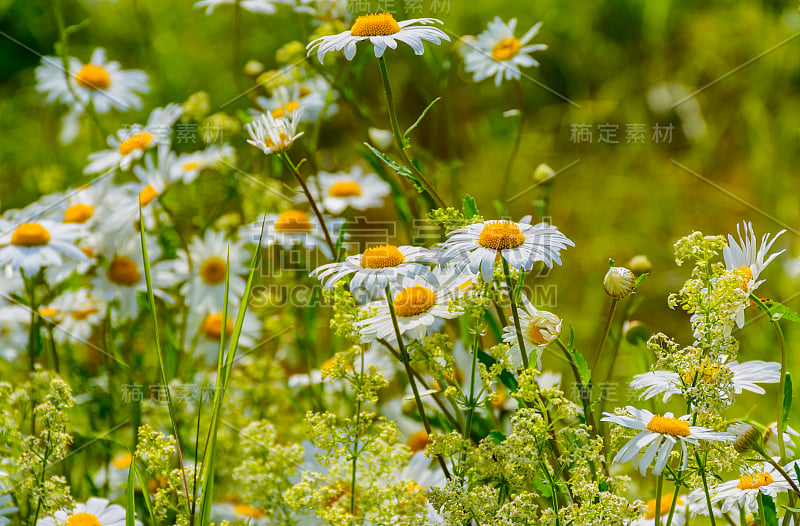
[403,97,441,144]
[126,455,135,526]
[462,195,479,219]
[488,430,506,444]
[598,480,609,492]
[134,462,157,525]
[334,222,348,262]
[783,373,793,432]
[364,143,423,193]
[634,273,649,289]
[762,494,778,525]
[572,349,591,386]
[762,300,800,323]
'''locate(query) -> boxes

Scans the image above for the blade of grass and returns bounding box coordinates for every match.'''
[126,455,135,526]
[133,460,157,525]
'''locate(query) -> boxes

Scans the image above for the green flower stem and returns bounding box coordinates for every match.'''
[384,283,452,479]
[591,298,619,374]
[664,480,681,526]
[755,445,800,498]
[280,152,338,258]
[696,451,718,526]
[501,258,529,369]
[500,79,525,200]
[758,492,767,526]
[654,473,664,526]
[464,315,483,442]
[376,56,447,209]
[750,294,787,460]
[350,345,365,517]
[23,270,38,372]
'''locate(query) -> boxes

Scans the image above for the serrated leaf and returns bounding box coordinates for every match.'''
[364,143,423,193]
[462,195,479,219]
[783,373,792,432]
[403,97,441,144]
[572,350,591,385]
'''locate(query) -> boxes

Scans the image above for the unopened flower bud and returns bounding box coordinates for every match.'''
[533,163,555,184]
[244,60,264,77]
[623,320,650,345]
[603,266,635,299]
[627,254,652,275]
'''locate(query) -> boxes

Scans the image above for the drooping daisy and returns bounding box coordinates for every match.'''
[35,48,149,113]
[249,210,343,259]
[634,493,686,526]
[0,219,86,274]
[170,143,235,184]
[303,165,391,214]
[194,0,284,15]
[723,221,785,327]
[173,230,250,315]
[630,360,781,403]
[501,292,561,369]
[601,406,735,475]
[84,103,183,174]
[439,217,574,283]
[188,307,261,365]
[463,17,547,86]
[311,244,436,298]
[355,274,463,343]
[307,13,449,62]
[728,421,800,458]
[245,111,304,156]
[711,459,800,514]
[40,288,106,345]
[36,497,140,526]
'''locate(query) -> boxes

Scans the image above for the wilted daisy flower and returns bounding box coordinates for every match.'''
[188,307,261,365]
[194,0,283,14]
[35,48,149,113]
[303,165,391,214]
[0,219,86,274]
[463,17,547,86]
[245,111,304,155]
[307,13,449,61]
[174,230,249,315]
[631,359,780,403]
[355,274,463,343]
[36,497,140,526]
[250,210,343,259]
[85,103,183,174]
[311,244,436,298]
[0,304,28,361]
[40,288,106,345]
[170,143,235,184]
[634,493,685,526]
[711,459,800,514]
[439,217,574,283]
[601,406,734,475]
[501,293,561,369]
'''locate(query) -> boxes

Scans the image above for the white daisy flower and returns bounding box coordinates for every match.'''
[463,17,547,86]
[245,111,304,155]
[35,48,149,113]
[174,230,250,315]
[355,274,463,344]
[249,209,343,259]
[40,288,106,345]
[170,143,235,184]
[210,502,268,526]
[302,165,391,214]
[631,359,781,403]
[0,493,15,526]
[684,486,723,518]
[194,0,284,15]
[36,497,140,526]
[723,221,785,327]
[307,13,449,62]
[439,217,574,283]
[501,293,561,369]
[92,452,134,499]
[188,308,261,365]
[254,76,337,124]
[601,406,735,475]
[711,459,800,514]
[85,103,183,174]
[106,150,174,234]
[634,493,686,526]
[0,305,28,361]
[92,234,176,320]
[311,244,436,298]
[728,421,800,458]
[0,219,86,274]
[288,344,397,387]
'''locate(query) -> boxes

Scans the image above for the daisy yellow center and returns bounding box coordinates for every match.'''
[82,247,95,258]
[39,307,59,318]
[299,86,312,98]
[234,504,265,519]
[265,131,288,150]
[202,313,234,340]
[139,185,160,207]
[183,161,199,171]
[478,222,525,250]
[11,223,51,247]
[75,64,111,90]
[646,415,690,437]
[275,210,312,233]
[72,307,99,320]
[271,107,286,118]
[393,285,436,317]
[491,388,507,409]
[528,324,548,345]
[350,13,401,36]
[360,244,404,268]
[682,363,722,385]
[329,181,362,197]
[271,102,300,119]
[65,512,101,526]
[644,493,679,520]
[112,452,133,469]
[735,265,753,290]
[408,430,429,452]
[119,132,154,156]
[200,257,227,284]
[108,256,141,286]
[737,472,774,490]
[63,203,95,224]
[492,37,522,61]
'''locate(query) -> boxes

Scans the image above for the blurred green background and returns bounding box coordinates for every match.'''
[1,0,799,418]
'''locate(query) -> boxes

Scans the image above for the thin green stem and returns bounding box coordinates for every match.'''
[464,316,483,442]
[592,299,619,374]
[500,79,525,200]
[655,473,664,526]
[696,451,717,526]
[755,445,800,498]
[758,492,767,526]
[376,56,446,209]
[23,271,38,372]
[665,480,681,526]
[384,283,451,479]
[502,258,529,369]
[350,345,365,519]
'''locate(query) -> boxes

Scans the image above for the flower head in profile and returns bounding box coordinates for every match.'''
[463,17,547,86]
[501,293,561,369]
[710,459,800,514]
[439,216,573,283]
[307,13,449,62]
[601,406,734,475]
[245,111,304,155]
